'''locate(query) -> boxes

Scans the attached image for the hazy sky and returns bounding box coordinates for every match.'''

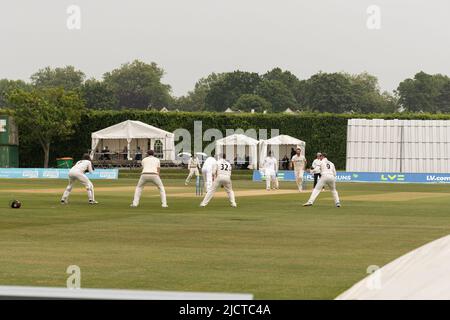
[1,0,450,96]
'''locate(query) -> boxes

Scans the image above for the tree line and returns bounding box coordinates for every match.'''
[1,60,450,114]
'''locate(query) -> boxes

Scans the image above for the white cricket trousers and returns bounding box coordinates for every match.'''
[185,168,199,184]
[265,170,279,190]
[200,175,236,206]
[61,171,95,202]
[202,168,214,192]
[307,174,340,205]
[295,169,304,191]
[132,174,167,206]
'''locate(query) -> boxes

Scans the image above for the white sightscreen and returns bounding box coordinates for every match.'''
[346,119,450,173]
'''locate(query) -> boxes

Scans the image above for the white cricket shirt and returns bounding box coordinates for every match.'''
[263,156,278,172]
[311,159,322,174]
[202,157,217,172]
[141,156,160,174]
[188,158,200,168]
[70,160,93,174]
[291,154,306,171]
[319,158,337,176]
[215,159,232,177]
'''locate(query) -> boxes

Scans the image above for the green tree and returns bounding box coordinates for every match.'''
[262,68,303,104]
[81,79,119,110]
[347,72,398,113]
[436,81,450,113]
[396,71,450,113]
[0,79,31,108]
[293,80,309,108]
[303,72,356,113]
[175,73,224,111]
[233,94,272,112]
[7,88,85,167]
[255,80,297,112]
[205,71,261,111]
[103,60,172,109]
[31,66,85,91]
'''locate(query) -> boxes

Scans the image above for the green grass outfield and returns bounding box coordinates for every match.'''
[0,176,450,299]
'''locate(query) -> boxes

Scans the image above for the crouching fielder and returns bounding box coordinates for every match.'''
[61,154,97,204]
[303,153,341,207]
[200,154,237,207]
[202,156,217,193]
[131,150,168,208]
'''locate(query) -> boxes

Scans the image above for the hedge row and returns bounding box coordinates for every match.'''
[14,110,450,169]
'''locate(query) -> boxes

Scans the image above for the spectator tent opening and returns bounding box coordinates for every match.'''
[91,120,175,161]
[215,134,259,169]
[259,135,306,168]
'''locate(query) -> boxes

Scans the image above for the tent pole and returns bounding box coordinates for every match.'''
[127,140,131,160]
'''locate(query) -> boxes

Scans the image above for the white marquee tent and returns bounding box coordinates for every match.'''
[259,135,306,168]
[215,134,259,169]
[336,234,450,300]
[91,120,175,161]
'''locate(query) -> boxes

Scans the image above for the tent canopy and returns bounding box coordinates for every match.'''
[336,234,450,300]
[92,120,173,140]
[91,120,175,160]
[263,134,305,146]
[215,134,259,169]
[216,133,259,146]
[259,134,306,167]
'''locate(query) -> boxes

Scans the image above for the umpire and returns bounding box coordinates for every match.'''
[311,152,322,188]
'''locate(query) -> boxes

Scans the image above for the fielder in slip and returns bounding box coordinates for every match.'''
[61,154,97,204]
[263,151,279,191]
[200,154,237,208]
[185,154,200,185]
[201,156,217,193]
[291,148,307,192]
[131,150,168,208]
[303,153,341,207]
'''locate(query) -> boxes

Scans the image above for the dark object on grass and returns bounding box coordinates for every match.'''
[10,200,21,209]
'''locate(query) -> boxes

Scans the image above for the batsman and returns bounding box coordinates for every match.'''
[185,154,200,185]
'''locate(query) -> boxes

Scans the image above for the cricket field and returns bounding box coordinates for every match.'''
[0,171,449,299]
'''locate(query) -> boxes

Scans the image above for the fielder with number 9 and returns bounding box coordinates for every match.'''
[303,153,341,208]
